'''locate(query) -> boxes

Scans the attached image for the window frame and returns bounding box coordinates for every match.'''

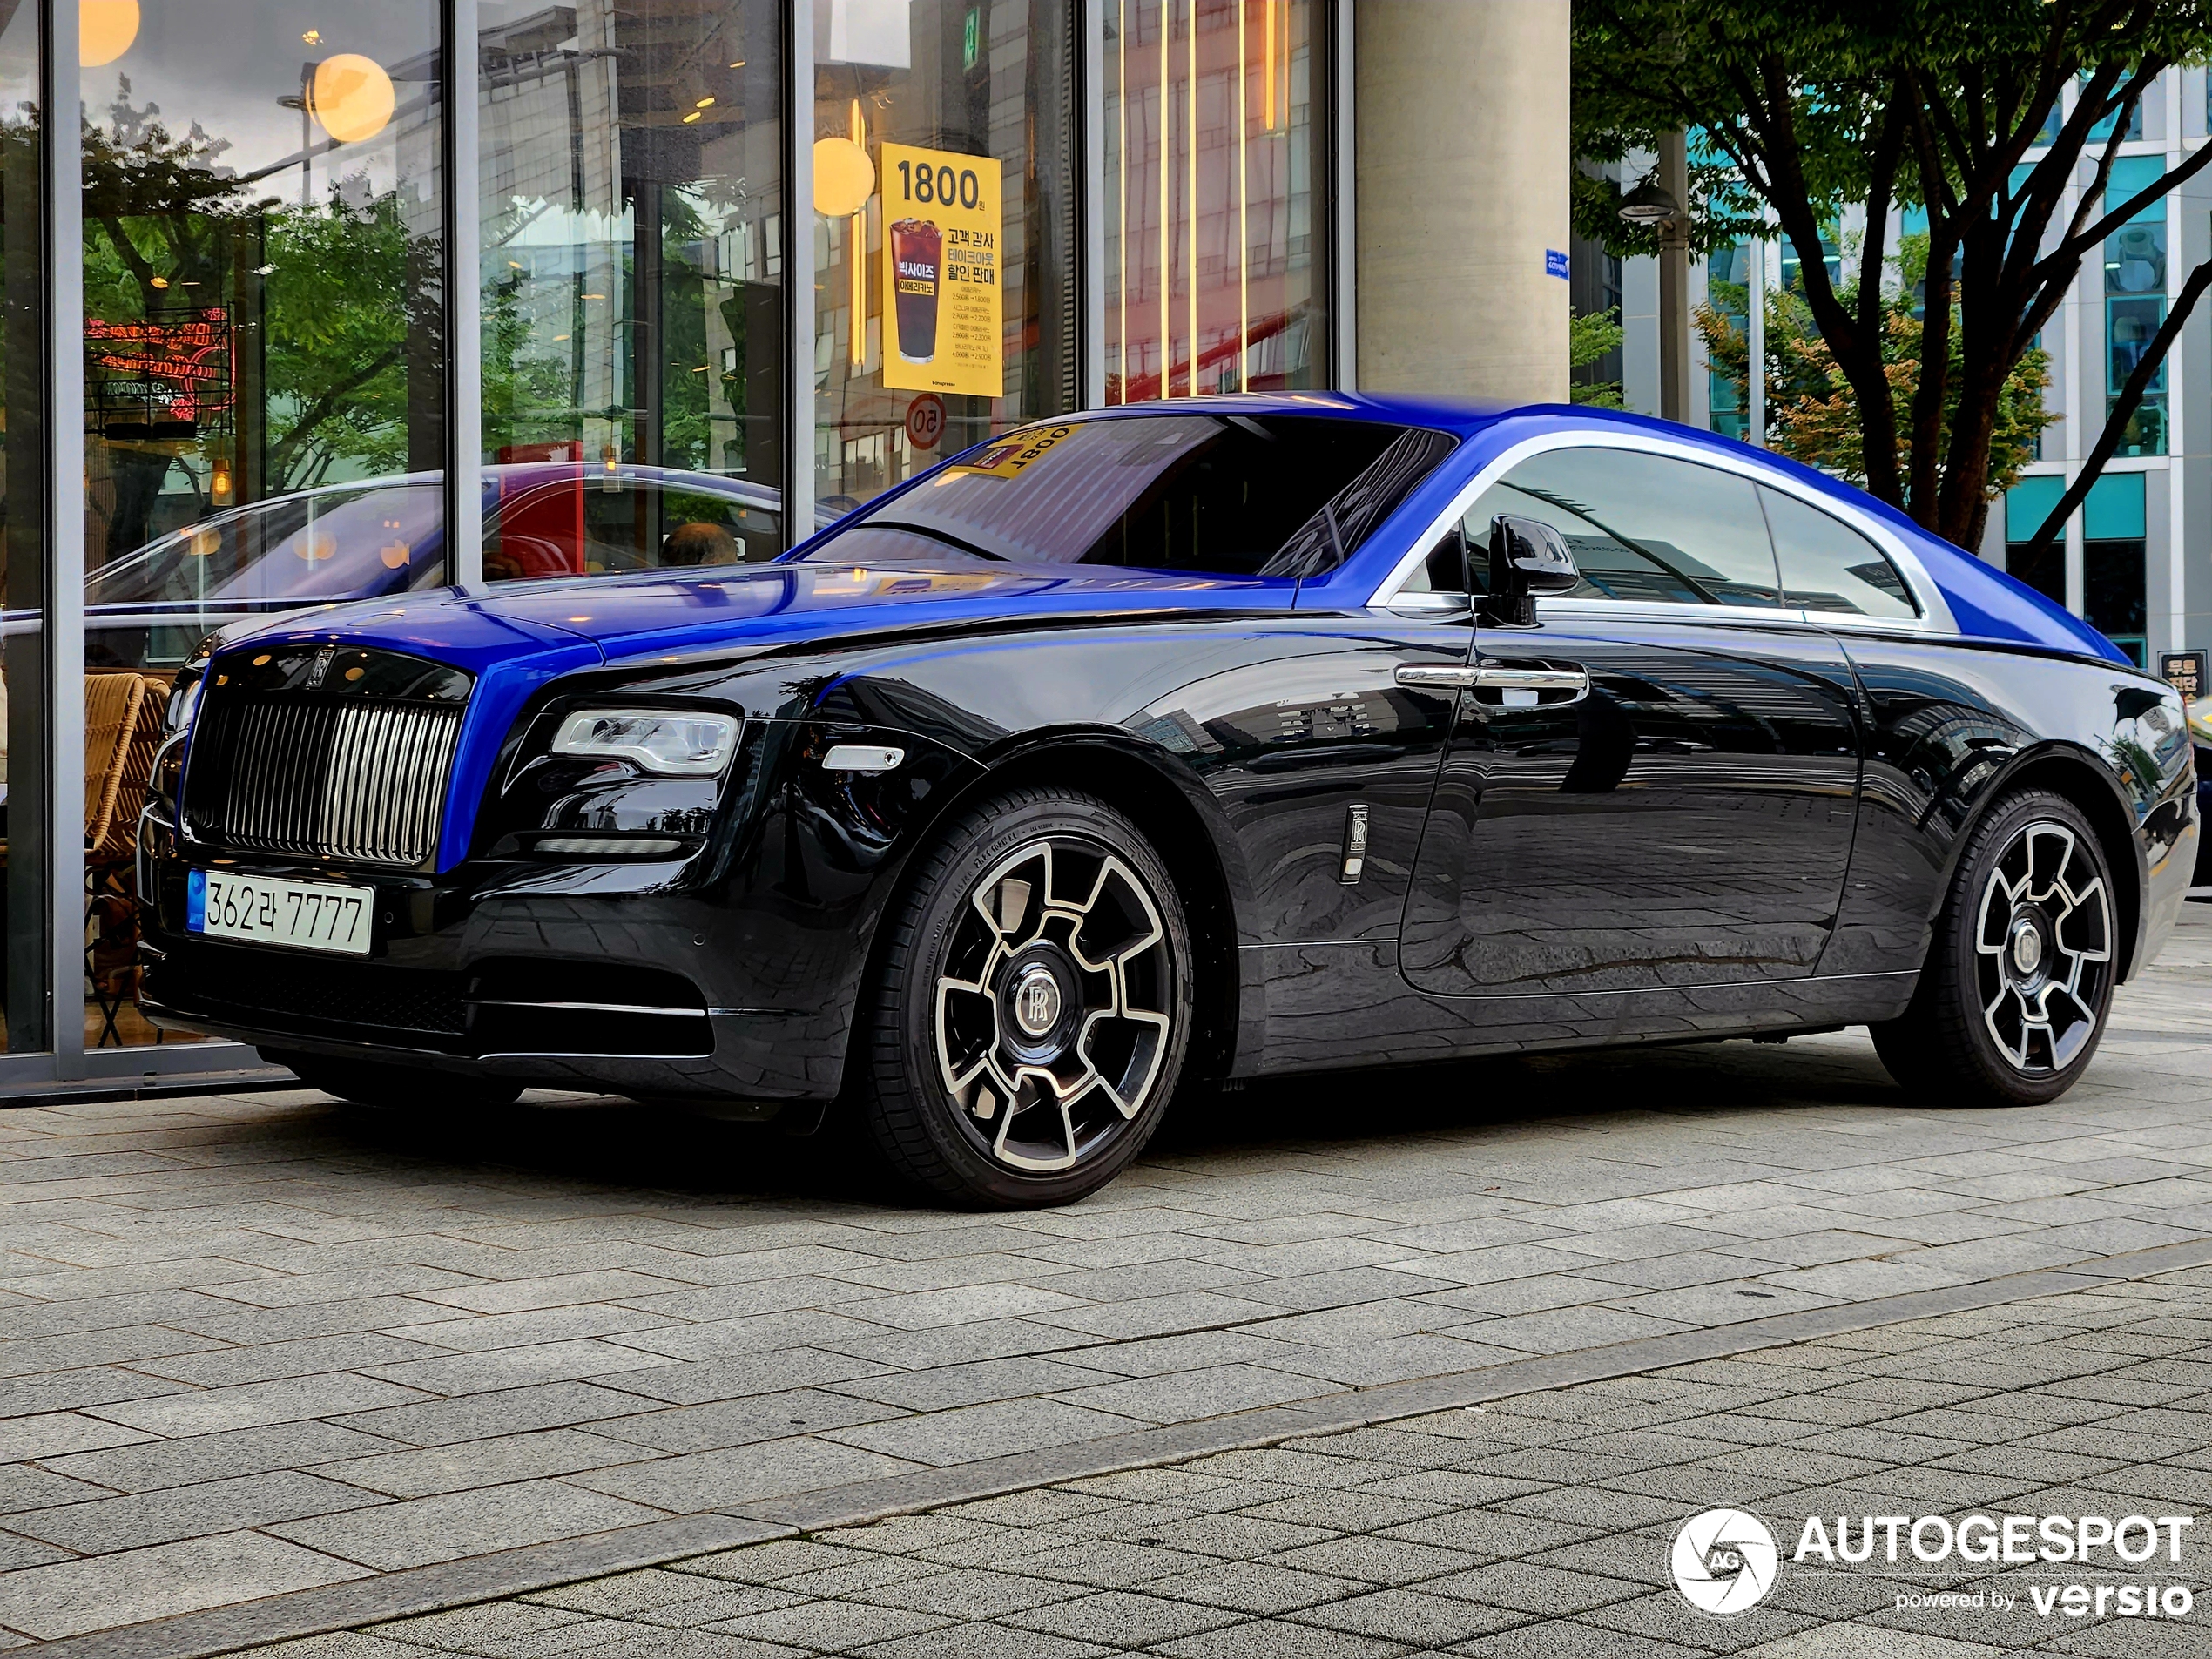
[1368,425,1956,637]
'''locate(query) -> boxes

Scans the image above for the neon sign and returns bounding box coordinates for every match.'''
[87,307,234,426]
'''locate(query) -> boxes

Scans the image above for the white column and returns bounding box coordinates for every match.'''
[1354,0,1568,401]
[786,0,815,543]
[1332,0,1356,388]
[47,0,86,1076]
[1082,0,1106,408]
[1657,131,1691,421]
[1747,237,1767,446]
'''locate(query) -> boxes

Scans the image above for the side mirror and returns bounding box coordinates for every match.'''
[1484,514,1580,626]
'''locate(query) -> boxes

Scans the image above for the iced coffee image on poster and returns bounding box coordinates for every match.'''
[892,219,942,363]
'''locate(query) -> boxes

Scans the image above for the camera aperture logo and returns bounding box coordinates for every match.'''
[1671,1509,1780,1614]
[1670,1507,2199,1623]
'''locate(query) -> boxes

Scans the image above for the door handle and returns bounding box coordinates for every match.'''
[1396,663,1589,701]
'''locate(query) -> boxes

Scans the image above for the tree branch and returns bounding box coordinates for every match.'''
[2042,111,2212,277]
[2020,255,2212,556]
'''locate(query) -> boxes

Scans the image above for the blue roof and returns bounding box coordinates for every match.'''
[1249,396,2133,667]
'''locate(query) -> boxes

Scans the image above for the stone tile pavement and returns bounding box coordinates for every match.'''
[242,1259,2212,1658]
[0,904,2205,1646]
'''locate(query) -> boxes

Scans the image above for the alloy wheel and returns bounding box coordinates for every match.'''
[1973,819,2112,1075]
[933,835,1176,1172]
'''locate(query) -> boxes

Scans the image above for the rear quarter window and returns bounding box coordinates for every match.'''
[1759,486,1919,618]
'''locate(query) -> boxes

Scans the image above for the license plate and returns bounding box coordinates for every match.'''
[187,868,374,957]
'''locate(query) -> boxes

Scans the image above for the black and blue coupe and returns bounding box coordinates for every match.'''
[138,398,2202,1206]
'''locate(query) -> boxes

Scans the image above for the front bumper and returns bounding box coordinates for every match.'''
[139,879,846,1103]
[139,699,986,1102]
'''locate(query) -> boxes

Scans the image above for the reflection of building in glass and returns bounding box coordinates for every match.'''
[1103,0,1325,403]
[477,2,784,487]
[810,0,1076,510]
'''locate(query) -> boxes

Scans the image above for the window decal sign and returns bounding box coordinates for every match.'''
[880,143,1002,399]
[946,422,1077,481]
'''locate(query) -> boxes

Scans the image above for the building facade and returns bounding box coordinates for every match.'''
[0,0,1569,1091]
[1605,70,2212,676]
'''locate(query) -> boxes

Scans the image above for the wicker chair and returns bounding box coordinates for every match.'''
[84,672,170,1046]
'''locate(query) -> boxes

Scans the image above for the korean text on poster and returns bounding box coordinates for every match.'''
[880,144,1002,399]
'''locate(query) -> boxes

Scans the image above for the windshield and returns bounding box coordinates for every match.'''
[799,414,1455,577]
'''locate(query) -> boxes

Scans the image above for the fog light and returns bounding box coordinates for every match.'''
[533,836,685,857]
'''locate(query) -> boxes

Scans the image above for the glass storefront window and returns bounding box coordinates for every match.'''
[479,1,786,573]
[1104,0,1325,404]
[1,2,45,1055]
[2003,474,2066,608]
[812,0,1076,515]
[1705,241,1750,442]
[81,0,445,1045]
[24,2,1344,1079]
[2084,470,2148,668]
[2104,156,2167,458]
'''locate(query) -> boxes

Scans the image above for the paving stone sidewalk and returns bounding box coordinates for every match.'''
[0,905,2205,1644]
[248,1261,2212,1659]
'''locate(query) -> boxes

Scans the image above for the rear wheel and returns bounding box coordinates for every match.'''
[266,1049,524,1111]
[856,787,1193,1207]
[1871,789,2117,1106]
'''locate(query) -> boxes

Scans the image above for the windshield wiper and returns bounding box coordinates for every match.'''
[862,521,1007,562]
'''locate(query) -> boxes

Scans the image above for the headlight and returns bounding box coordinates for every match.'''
[550,709,740,776]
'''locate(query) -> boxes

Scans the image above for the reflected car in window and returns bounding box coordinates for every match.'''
[82,463,785,670]
[133,400,2202,1209]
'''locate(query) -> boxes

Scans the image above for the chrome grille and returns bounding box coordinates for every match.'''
[184,647,469,867]
[320,703,463,864]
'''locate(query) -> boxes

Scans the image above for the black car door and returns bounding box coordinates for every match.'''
[1399,444,1864,1002]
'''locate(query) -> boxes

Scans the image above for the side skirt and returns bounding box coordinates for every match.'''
[1248,940,1917,1077]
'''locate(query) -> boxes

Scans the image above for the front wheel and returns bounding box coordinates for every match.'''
[1872,789,2117,1107]
[856,786,1193,1207]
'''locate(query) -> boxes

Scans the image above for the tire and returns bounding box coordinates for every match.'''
[855,786,1194,1207]
[265,1049,524,1111]
[1871,788,2118,1107]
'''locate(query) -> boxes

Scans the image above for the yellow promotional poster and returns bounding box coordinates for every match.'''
[880,144,1002,399]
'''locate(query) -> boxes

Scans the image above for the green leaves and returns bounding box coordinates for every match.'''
[1576,0,2212,543]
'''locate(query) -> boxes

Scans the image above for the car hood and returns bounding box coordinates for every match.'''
[259,561,1297,668]
[487,561,1298,659]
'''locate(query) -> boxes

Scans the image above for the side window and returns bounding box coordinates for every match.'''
[1459,448,1783,607]
[1759,486,1919,618]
